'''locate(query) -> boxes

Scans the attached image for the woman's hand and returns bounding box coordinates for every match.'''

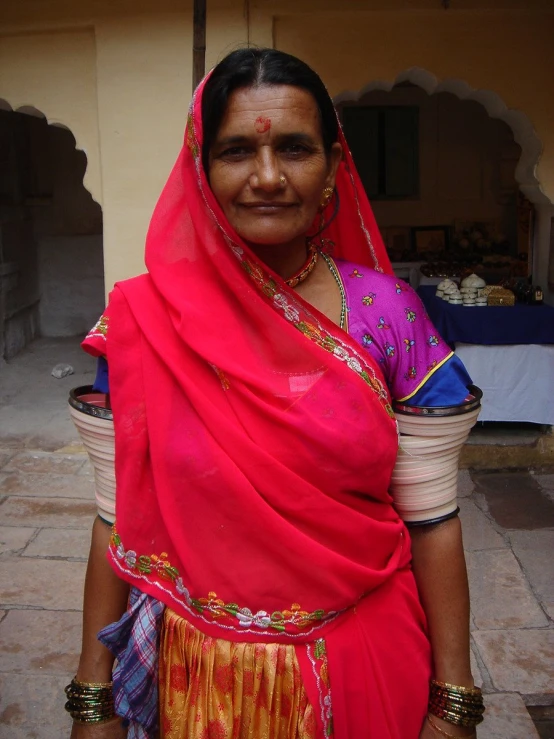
[70,716,127,739]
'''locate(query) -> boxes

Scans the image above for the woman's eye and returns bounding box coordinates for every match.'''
[219,147,250,159]
[282,144,310,156]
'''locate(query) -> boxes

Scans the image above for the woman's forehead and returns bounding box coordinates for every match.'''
[216,85,320,135]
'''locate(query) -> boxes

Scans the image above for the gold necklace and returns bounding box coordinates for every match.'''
[285,243,319,288]
[320,252,347,330]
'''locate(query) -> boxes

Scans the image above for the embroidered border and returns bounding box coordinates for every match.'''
[111,529,341,636]
[307,638,334,737]
[85,314,109,342]
[239,250,394,419]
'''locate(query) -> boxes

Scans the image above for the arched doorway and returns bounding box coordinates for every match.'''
[334,68,553,300]
[335,73,554,427]
[0,101,104,361]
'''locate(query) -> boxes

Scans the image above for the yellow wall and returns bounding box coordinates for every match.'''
[275,10,554,203]
[1,2,552,293]
[0,2,249,290]
[94,13,192,287]
[0,28,102,208]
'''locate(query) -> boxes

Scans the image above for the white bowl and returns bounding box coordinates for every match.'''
[461,273,486,289]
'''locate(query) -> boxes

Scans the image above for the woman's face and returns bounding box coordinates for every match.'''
[208,84,342,251]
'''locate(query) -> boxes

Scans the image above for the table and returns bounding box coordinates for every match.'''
[417,287,554,424]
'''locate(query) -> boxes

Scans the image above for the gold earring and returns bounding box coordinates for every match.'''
[320,186,334,210]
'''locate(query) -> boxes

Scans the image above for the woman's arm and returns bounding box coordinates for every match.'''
[410,516,477,738]
[70,517,130,738]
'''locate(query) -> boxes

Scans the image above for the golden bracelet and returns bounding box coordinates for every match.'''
[429,679,485,728]
[427,715,477,738]
[64,677,115,725]
[431,680,481,695]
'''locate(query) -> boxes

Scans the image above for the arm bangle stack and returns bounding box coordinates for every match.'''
[428,679,485,728]
[64,677,115,724]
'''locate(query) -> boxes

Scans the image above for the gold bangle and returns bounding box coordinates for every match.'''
[429,707,484,727]
[431,680,481,695]
[71,677,114,689]
[429,679,485,727]
[64,677,115,725]
[427,715,477,738]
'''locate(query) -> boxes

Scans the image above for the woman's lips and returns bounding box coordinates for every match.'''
[239,202,295,214]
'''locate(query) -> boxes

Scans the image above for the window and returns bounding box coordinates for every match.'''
[342,106,419,200]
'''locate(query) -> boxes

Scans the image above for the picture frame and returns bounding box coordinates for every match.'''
[412,226,449,256]
[385,227,412,261]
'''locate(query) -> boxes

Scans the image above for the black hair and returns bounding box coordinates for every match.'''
[201,48,339,173]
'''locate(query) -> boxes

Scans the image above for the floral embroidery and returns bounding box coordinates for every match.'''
[186,113,200,160]
[395,283,407,294]
[362,334,373,347]
[404,366,417,381]
[403,338,415,352]
[362,293,376,306]
[111,530,336,634]
[385,343,395,358]
[349,269,363,278]
[85,314,109,342]
[427,360,438,372]
[307,639,334,737]
[405,308,417,323]
[428,335,440,346]
[377,317,390,330]
[236,253,394,419]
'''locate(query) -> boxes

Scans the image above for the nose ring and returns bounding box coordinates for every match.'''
[279,175,286,187]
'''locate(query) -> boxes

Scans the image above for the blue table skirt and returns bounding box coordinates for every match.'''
[417,286,554,346]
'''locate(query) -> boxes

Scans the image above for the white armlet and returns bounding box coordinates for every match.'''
[69,387,116,525]
[390,388,482,524]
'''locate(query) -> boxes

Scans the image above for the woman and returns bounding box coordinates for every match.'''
[68,49,484,739]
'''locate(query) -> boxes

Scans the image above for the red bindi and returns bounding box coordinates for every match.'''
[255,116,271,134]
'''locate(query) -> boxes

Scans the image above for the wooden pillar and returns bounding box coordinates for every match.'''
[193,0,207,90]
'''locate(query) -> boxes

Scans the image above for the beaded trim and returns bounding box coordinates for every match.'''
[110,529,341,636]
[85,314,109,342]
[237,247,394,419]
[321,252,347,330]
[285,243,319,288]
[307,638,334,737]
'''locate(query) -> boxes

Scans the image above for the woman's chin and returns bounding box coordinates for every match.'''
[240,230,308,251]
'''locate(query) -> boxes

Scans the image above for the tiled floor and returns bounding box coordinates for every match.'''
[0,340,552,737]
[0,454,551,738]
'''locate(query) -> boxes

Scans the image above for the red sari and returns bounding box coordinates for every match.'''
[90,72,431,738]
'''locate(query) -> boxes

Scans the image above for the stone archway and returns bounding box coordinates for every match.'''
[0,101,104,359]
[334,68,553,298]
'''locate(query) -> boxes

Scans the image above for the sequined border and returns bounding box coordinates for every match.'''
[307,638,334,737]
[110,529,342,638]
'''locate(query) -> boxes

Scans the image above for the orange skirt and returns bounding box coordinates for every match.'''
[158,608,319,739]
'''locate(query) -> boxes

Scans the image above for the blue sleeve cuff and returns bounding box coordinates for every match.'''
[405,355,472,407]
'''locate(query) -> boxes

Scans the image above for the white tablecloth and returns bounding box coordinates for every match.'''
[455,343,554,424]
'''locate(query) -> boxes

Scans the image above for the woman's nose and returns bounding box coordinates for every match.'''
[250,150,281,191]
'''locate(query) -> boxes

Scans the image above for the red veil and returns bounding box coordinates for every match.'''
[97,72,431,738]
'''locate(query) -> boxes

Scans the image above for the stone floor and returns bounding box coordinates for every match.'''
[0,339,553,738]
